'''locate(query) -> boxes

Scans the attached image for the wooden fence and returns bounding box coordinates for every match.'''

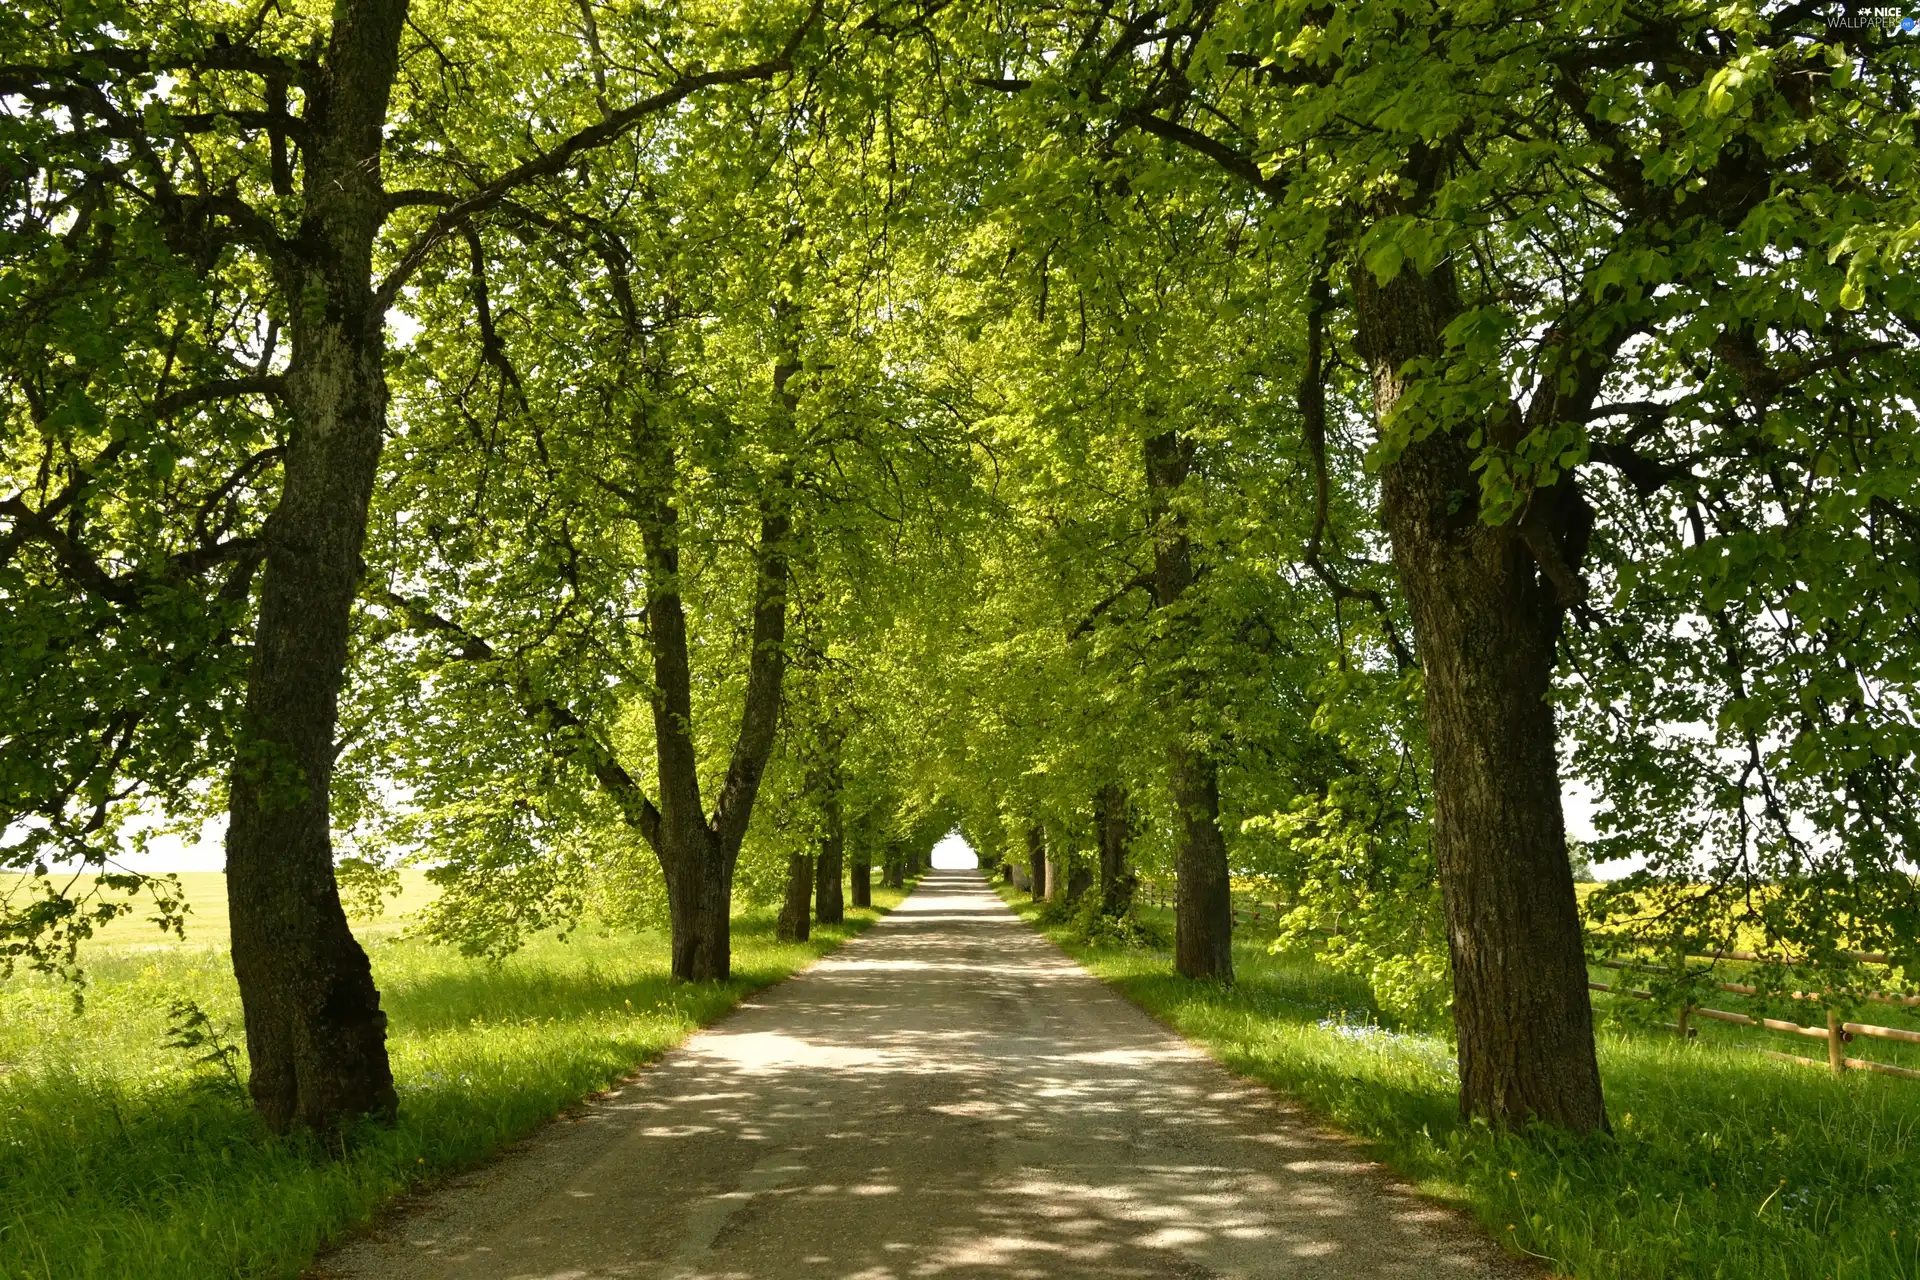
[1135,876,1920,1083]
[1136,880,1320,933]
[1588,950,1920,1081]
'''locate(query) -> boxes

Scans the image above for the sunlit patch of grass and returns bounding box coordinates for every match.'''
[999,885,1920,1280]
[0,870,442,953]
[0,887,910,1279]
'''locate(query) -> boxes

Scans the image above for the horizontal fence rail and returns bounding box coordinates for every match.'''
[1137,881,1320,934]
[1130,874,1919,1084]
[1588,949,1920,1083]
[1594,956,1920,1010]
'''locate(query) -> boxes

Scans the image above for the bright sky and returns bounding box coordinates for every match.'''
[136,817,228,872]
[1563,779,1600,844]
[22,813,228,875]
[27,785,1613,877]
[929,832,978,870]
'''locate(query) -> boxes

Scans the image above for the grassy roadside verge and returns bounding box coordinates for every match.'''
[995,883,1920,1280]
[0,884,914,1279]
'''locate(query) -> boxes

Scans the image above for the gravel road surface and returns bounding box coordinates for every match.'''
[319,869,1530,1279]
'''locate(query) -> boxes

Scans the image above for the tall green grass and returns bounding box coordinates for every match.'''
[1002,887,1920,1280]
[0,891,908,1279]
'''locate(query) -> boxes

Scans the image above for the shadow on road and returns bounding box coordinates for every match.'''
[322,870,1527,1280]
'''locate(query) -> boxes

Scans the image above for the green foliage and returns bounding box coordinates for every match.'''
[1045,888,1169,950]
[333,857,403,923]
[962,0,1920,1051]
[1240,666,1447,1025]
[5,0,1920,1259]
[1009,887,1920,1280]
[1567,842,1598,885]
[0,0,290,970]
[0,891,907,1278]
[324,29,980,944]
[160,996,244,1099]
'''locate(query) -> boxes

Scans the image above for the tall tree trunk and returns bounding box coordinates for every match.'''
[1353,262,1607,1133]
[1167,757,1231,978]
[224,0,407,1135]
[1100,74,1607,1134]
[814,773,845,925]
[634,346,795,982]
[640,456,728,980]
[849,827,871,908]
[662,827,735,977]
[1026,824,1047,902]
[1096,784,1135,917]
[1144,430,1233,981]
[882,840,904,888]
[777,851,813,942]
[1044,831,1070,902]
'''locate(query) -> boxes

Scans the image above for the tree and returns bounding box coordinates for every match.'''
[347,22,983,977]
[1144,429,1232,976]
[890,105,1364,981]
[776,847,814,942]
[1095,784,1136,918]
[360,119,809,981]
[847,816,874,908]
[15,0,1909,1152]
[2,0,819,1126]
[965,0,1920,1130]
[812,757,847,926]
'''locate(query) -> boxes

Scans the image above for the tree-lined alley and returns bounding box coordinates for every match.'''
[5,0,1919,1162]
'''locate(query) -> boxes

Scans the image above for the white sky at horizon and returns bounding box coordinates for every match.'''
[929,832,979,870]
[27,782,1623,878]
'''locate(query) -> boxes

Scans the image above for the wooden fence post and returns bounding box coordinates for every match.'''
[1827,1008,1847,1074]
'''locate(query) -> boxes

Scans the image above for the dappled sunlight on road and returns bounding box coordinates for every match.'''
[321,872,1525,1280]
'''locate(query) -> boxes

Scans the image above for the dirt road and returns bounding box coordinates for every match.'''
[322,869,1526,1279]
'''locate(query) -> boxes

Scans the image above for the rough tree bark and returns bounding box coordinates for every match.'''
[639,461,792,980]
[224,0,407,1134]
[1352,261,1607,1133]
[1096,784,1136,917]
[203,4,813,1129]
[777,851,813,942]
[1026,824,1048,902]
[848,823,872,909]
[814,767,845,925]
[1095,46,1607,1133]
[1144,430,1233,981]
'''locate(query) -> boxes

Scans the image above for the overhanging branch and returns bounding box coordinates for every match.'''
[375,589,664,848]
[375,3,823,308]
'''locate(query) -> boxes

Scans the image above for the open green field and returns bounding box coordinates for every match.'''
[0,870,442,952]
[1001,884,1920,1280]
[0,882,912,1279]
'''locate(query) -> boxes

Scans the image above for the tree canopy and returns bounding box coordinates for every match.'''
[4,0,1917,1135]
